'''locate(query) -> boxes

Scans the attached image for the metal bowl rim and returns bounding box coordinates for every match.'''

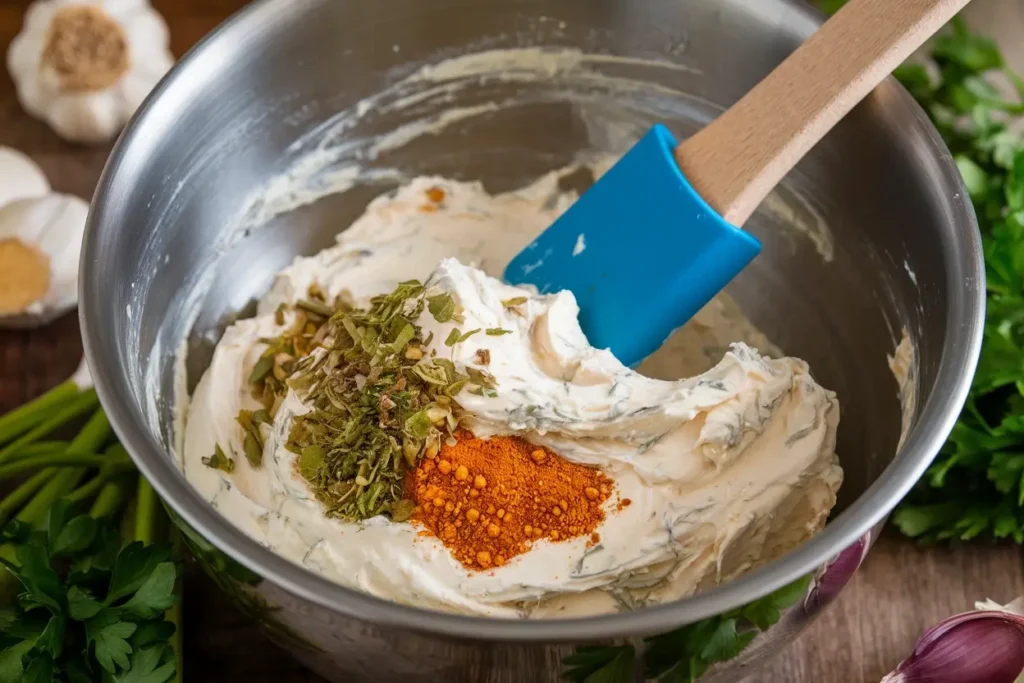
[80,0,985,642]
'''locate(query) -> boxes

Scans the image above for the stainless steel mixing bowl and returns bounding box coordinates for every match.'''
[79,0,984,681]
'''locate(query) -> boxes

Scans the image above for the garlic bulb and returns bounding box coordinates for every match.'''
[0,147,50,208]
[6,0,174,144]
[0,193,89,329]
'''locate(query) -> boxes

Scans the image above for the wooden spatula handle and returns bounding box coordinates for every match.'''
[675,0,970,226]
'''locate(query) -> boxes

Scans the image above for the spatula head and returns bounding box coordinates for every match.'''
[504,124,762,367]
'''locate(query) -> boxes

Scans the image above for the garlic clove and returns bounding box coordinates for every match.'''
[0,193,89,329]
[116,8,174,112]
[21,0,57,34]
[47,91,123,146]
[119,60,172,114]
[0,146,49,209]
[881,607,1024,683]
[121,6,172,58]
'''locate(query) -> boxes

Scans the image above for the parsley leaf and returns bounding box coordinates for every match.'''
[107,542,173,604]
[121,563,177,619]
[5,542,64,613]
[698,619,754,662]
[52,515,98,557]
[67,585,104,620]
[34,615,64,659]
[129,620,176,649]
[87,612,136,672]
[69,525,121,580]
[112,644,177,683]
[21,655,53,683]
[0,640,34,683]
[562,645,635,683]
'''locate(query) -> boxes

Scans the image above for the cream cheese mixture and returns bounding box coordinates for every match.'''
[181,174,843,619]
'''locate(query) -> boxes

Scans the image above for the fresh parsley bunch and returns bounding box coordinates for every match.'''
[886,20,1024,544]
[0,501,178,683]
[0,367,182,682]
[814,6,1024,543]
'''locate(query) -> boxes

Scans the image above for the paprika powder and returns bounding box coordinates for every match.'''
[406,429,613,570]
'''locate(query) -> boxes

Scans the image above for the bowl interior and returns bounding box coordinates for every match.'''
[82,0,980,634]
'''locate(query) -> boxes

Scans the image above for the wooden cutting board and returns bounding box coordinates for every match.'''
[0,1,1021,681]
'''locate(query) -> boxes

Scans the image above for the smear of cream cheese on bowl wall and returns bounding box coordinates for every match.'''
[174,46,849,620]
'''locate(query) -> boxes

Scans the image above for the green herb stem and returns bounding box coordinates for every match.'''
[46,411,113,497]
[135,475,158,544]
[168,531,185,683]
[0,380,79,445]
[0,452,131,481]
[0,411,117,597]
[0,388,99,463]
[5,440,70,459]
[10,410,113,528]
[66,471,116,506]
[89,474,134,520]
[0,468,54,526]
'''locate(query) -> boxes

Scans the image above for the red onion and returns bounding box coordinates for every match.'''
[880,599,1024,683]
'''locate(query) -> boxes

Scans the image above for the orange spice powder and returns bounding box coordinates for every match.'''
[405,429,613,570]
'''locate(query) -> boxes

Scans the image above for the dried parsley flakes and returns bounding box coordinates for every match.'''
[202,444,235,473]
[242,280,497,522]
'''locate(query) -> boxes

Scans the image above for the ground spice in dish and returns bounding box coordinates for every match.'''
[0,238,49,315]
[406,429,613,570]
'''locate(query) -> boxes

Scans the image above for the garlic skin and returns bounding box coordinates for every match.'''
[0,147,50,208]
[70,356,93,391]
[0,194,89,329]
[6,0,174,144]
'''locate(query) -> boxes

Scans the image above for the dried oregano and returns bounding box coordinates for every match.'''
[212,282,498,522]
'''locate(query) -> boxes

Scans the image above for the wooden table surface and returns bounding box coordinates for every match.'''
[1,1,1022,681]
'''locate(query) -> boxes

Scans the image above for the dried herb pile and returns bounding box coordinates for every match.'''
[228,281,498,522]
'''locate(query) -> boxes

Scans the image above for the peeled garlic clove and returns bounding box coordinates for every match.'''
[0,193,89,329]
[0,146,49,208]
[6,0,174,144]
[880,607,1024,683]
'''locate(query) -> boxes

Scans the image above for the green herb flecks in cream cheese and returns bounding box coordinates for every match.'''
[181,175,843,619]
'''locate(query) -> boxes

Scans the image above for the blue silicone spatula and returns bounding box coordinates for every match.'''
[504,0,968,367]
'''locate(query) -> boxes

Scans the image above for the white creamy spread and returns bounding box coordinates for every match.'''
[181,175,843,619]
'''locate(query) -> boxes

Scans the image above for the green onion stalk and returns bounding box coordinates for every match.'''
[0,359,184,681]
